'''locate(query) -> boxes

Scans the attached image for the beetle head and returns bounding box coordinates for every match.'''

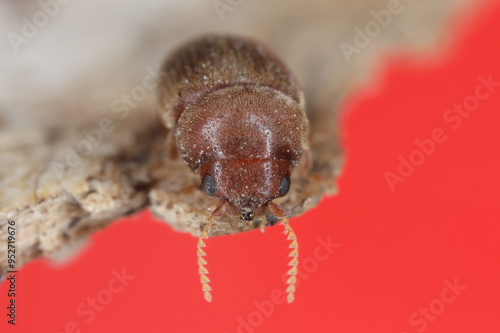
[199,159,291,221]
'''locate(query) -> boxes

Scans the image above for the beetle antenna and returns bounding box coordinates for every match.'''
[198,215,215,302]
[282,217,298,303]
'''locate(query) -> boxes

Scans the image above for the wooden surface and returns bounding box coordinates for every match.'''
[0,0,477,278]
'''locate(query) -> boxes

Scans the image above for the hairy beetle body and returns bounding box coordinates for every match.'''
[159,35,309,220]
[158,35,306,303]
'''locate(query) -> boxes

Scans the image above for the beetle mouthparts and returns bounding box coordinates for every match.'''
[240,208,254,221]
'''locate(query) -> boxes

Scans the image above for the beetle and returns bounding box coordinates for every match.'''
[158,34,310,303]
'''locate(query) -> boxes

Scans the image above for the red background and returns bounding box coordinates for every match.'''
[2,1,500,332]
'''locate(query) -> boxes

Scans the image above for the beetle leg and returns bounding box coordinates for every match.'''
[258,219,266,233]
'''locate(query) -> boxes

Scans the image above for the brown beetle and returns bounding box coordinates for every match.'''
[158,35,310,303]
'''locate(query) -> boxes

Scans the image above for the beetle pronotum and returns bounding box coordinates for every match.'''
[158,35,310,303]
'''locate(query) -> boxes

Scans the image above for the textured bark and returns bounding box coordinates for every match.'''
[0,0,479,278]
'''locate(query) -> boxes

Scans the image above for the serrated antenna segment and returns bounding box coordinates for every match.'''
[198,216,215,302]
[282,217,298,303]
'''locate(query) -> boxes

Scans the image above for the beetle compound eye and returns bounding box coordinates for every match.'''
[202,175,217,196]
[278,177,291,197]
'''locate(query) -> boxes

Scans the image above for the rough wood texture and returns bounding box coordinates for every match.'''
[0,0,480,278]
